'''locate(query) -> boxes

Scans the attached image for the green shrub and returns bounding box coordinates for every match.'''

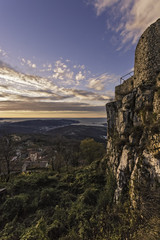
[59,230,81,240]
[47,220,66,240]
[3,193,30,220]
[21,218,49,240]
[81,188,99,206]
[80,138,105,164]
[12,178,36,194]
[39,188,58,207]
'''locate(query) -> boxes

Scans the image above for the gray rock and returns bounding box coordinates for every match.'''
[105,19,160,205]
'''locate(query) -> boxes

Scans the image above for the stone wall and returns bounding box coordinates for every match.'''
[134,18,160,88]
[115,76,134,101]
[153,73,160,118]
[106,19,160,204]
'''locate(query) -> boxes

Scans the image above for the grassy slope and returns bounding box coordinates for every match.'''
[0,160,159,240]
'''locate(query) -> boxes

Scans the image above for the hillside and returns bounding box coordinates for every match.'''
[0,162,159,240]
[0,119,106,143]
[0,119,79,135]
[0,19,160,240]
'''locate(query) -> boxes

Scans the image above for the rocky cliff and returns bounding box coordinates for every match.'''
[106,19,160,205]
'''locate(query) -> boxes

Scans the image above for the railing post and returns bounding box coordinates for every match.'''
[120,71,134,85]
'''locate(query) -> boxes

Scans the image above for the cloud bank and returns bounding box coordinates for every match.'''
[0,61,116,115]
[91,0,160,46]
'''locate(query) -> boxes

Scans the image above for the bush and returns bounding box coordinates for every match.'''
[80,138,105,165]
[21,218,49,240]
[12,178,36,194]
[81,188,99,206]
[47,220,66,239]
[39,188,58,207]
[3,193,30,220]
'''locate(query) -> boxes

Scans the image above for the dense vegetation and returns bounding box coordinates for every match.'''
[0,160,160,239]
[0,137,159,239]
[0,159,115,240]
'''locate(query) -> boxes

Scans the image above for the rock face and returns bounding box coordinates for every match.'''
[134,19,160,88]
[106,19,160,204]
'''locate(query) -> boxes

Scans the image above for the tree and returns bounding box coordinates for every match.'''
[49,136,80,171]
[66,143,80,168]
[80,138,105,165]
[48,136,65,172]
[0,135,16,181]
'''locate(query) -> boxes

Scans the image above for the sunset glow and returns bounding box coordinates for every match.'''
[0,0,159,118]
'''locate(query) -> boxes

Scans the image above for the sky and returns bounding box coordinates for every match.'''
[0,0,159,118]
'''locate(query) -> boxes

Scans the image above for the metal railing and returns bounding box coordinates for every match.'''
[120,71,134,84]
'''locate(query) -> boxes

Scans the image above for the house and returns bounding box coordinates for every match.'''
[22,161,49,172]
[27,148,43,162]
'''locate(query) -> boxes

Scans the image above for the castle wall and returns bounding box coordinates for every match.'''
[106,19,160,203]
[115,76,134,101]
[134,19,160,88]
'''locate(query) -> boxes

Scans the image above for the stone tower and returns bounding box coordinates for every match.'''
[134,18,160,88]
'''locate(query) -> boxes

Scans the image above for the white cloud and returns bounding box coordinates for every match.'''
[32,64,36,68]
[93,0,118,15]
[49,60,88,86]
[0,56,117,108]
[73,64,86,70]
[0,65,57,93]
[0,62,117,113]
[123,0,160,44]
[65,71,74,80]
[92,0,160,46]
[88,77,104,91]
[75,71,85,83]
[88,73,118,91]
[60,88,113,104]
[0,48,8,57]
[0,64,78,104]
[21,58,26,63]
[39,63,53,72]
[52,60,74,84]
[21,58,37,69]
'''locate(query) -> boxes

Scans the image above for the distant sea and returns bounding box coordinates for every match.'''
[0,118,107,127]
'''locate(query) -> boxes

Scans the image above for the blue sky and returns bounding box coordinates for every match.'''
[0,0,159,118]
